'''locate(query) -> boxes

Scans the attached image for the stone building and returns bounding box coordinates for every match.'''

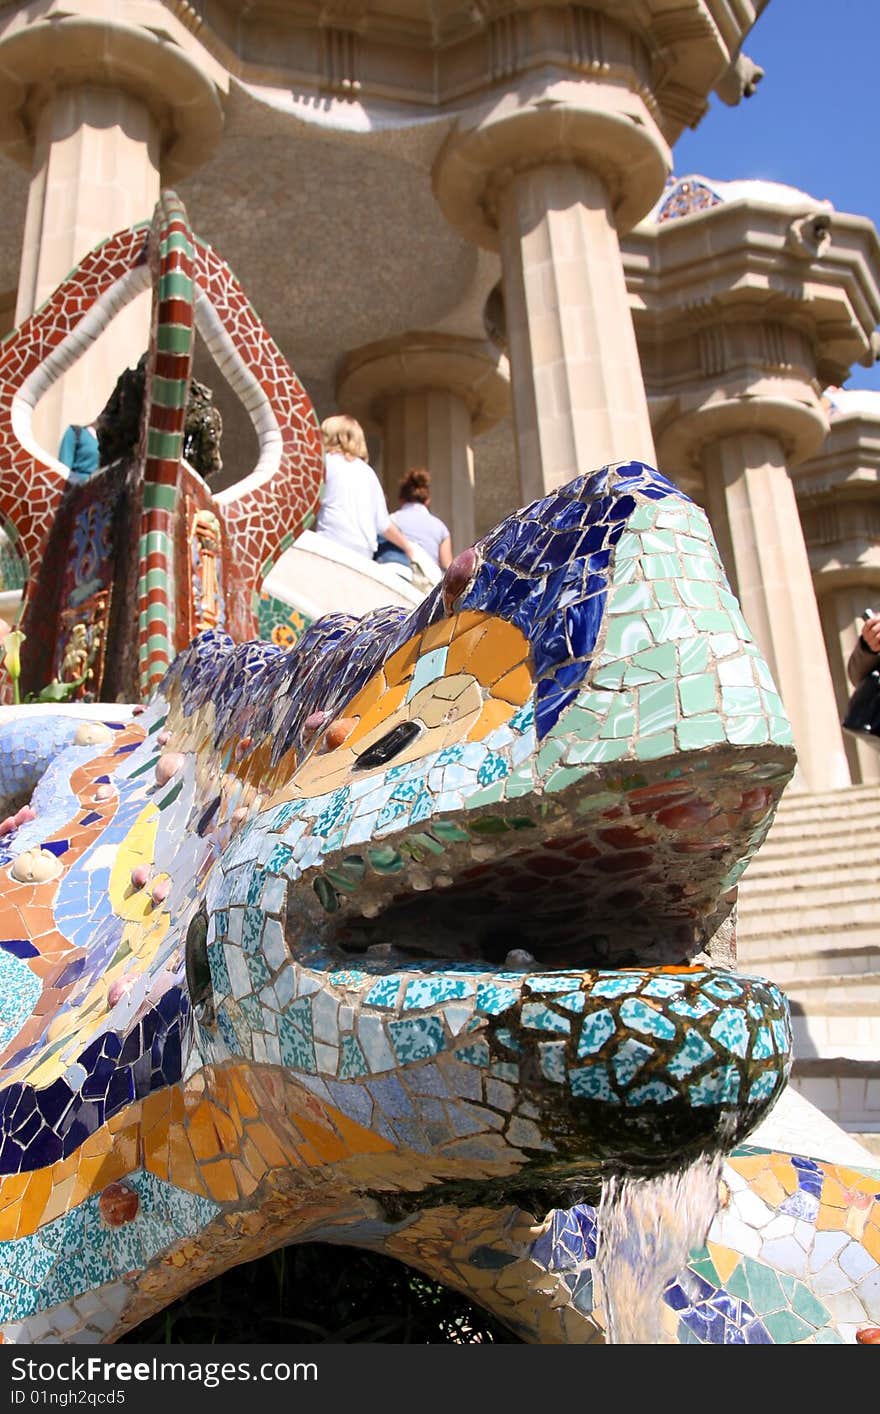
[0,0,877,1139]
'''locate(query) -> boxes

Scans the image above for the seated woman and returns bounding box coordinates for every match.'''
[848,609,880,685]
[388,467,453,570]
[316,414,414,567]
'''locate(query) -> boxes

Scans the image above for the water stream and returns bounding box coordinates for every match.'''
[594,1151,726,1343]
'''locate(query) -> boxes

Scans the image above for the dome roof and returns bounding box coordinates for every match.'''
[643,173,833,226]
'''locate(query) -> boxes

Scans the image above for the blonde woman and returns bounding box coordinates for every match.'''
[316,414,414,564]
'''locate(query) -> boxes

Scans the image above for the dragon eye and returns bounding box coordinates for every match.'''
[354,720,423,770]
[185,906,214,1023]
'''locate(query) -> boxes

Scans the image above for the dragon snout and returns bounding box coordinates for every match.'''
[460,966,791,1175]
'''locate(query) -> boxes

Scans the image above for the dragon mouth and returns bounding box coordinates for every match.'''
[295,743,791,976]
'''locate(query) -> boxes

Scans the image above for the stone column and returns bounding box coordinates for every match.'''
[817,586,880,786]
[496,161,656,502]
[16,86,161,451]
[0,12,225,456]
[631,183,880,791]
[337,333,509,553]
[657,391,849,794]
[792,390,880,785]
[433,59,670,503]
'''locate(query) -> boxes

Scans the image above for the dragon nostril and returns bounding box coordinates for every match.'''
[185,905,214,1023]
[354,720,423,770]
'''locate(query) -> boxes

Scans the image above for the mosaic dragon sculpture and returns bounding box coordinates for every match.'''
[1,460,879,1344]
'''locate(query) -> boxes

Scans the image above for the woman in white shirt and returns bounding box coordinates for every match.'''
[316,415,414,563]
[392,468,453,569]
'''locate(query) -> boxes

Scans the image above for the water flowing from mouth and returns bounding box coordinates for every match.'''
[594,1151,726,1344]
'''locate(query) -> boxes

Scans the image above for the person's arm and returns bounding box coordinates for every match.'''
[438,534,453,570]
[848,612,880,686]
[381,519,415,560]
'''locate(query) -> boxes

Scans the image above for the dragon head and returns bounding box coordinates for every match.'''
[0,460,797,1339]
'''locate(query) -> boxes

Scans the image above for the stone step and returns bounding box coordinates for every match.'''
[737,945,880,986]
[738,867,876,898]
[762,788,880,830]
[737,896,879,937]
[777,973,880,1014]
[740,832,880,869]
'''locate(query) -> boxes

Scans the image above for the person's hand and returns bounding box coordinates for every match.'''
[863,612,880,655]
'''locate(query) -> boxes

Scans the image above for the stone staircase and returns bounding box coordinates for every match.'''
[736,783,880,1138]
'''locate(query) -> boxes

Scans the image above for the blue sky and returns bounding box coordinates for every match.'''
[673,0,880,391]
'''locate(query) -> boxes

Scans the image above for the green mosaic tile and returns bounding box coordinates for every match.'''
[721,685,763,716]
[461,780,509,814]
[813,1329,845,1344]
[504,769,537,801]
[689,1255,721,1287]
[681,555,721,582]
[718,656,755,687]
[599,701,636,739]
[644,609,694,641]
[653,580,682,608]
[588,664,625,689]
[761,689,784,715]
[621,504,658,531]
[677,715,726,749]
[763,1310,816,1343]
[642,554,682,580]
[685,510,711,540]
[536,740,566,774]
[639,529,677,555]
[654,509,692,533]
[675,533,710,557]
[634,643,678,676]
[724,1262,750,1302]
[638,681,678,735]
[567,739,630,765]
[770,716,795,744]
[613,531,643,561]
[790,1283,831,1328]
[678,638,710,676]
[755,659,777,691]
[695,609,738,634]
[602,616,654,658]
[545,766,586,793]
[726,715,770,746]
[558,702,612,731]
[634,730,676,761]
[679,580,719,610]
[743,1258,786,1314]
[623,665,661,686]
[709,632,741,658]
[679,673,717,716]
[609,582,657,613]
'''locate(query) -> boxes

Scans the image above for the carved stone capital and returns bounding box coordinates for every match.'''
[336,332,510,436]
[432,75,670,250]
[0,14,224,179]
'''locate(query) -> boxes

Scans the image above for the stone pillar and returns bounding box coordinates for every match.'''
[0,12,225,456]
[496,162,656,502]
[817,587,880,786]
[433,62,669,503]
[337,333,509,553]
[792,389,880,785]
[16,86,161,451]
[699,428,849,792]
